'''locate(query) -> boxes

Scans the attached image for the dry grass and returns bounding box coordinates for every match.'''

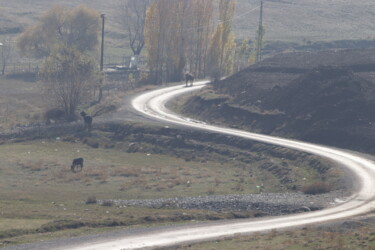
[177,222,375,250]
[0,78,44,129]
[1,139,268,247]
[111,167,141,177]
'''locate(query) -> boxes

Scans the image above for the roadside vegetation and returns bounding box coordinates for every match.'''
[170,219,375,249]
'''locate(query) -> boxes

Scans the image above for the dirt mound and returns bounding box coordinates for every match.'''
[262,66,375,128]
[259,66,375,149]
[213,49,375,106]
[179,49,375,153]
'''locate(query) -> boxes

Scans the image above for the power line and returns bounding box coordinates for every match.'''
[100,14,105,72]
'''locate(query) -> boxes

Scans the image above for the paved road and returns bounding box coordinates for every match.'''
[55,81,375,249]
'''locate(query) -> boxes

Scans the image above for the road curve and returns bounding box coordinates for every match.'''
[69,81,375,250]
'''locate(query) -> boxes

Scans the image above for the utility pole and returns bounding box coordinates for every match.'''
[100,14,105,71]
[256,0,263,63]
[97,13,105,104]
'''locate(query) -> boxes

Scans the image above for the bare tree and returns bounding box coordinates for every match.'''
[118,0,152,56]
[0,37,13,75]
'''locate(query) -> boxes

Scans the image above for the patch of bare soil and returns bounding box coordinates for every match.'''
[180,48,375,154]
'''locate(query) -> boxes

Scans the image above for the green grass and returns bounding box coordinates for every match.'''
[0,139,241,246]
[0,140,227,200]
[0,137,342,247]
[0,139,327,201]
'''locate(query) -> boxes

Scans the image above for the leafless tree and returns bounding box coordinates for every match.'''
[118,0,153,56]
[0,37,13,75]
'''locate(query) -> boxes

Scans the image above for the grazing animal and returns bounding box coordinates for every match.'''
[80,111,93,132]
[185,73,194,87]
[71,157,84,173]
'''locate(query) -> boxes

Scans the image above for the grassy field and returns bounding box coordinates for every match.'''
[0,137,337,247]
[0,139,249,246]
[0,77,44,129]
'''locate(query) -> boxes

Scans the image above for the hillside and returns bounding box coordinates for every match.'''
[178,48,375,153]
[3,0,374,41]
[1,0,375,63]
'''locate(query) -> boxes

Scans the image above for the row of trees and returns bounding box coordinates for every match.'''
[119,0,263,84]
[141,0,236,83]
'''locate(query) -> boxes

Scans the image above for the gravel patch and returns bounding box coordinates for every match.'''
[102,191,350,216]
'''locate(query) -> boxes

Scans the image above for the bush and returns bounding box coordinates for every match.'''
[83,138,99,148]
[45,108,65,122]
[101,200,114,207]
[85,196,97,204]
[301,182,331,195]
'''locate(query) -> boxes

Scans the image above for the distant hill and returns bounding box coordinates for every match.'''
[180,48,375,153]
[2,0,375,57]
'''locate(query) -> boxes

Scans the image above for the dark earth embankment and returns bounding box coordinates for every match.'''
[176,48,375,154]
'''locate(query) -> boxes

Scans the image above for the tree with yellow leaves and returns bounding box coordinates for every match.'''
[17,5,100,58]
[208,0,236,79]
[145,0,215,83]
[17,5,100,120]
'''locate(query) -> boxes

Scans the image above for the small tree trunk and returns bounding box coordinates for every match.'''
[97,87,103,103]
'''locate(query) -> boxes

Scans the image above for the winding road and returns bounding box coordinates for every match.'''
[65,81,375,249]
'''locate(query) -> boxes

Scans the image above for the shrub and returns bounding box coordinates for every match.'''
[102,200,114,207]
[301,182,331,195]
[85,196,97,204]
[83,138,99,148]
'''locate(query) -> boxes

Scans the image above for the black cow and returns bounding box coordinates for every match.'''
[185,73,194,87]
[71,158,84,173]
